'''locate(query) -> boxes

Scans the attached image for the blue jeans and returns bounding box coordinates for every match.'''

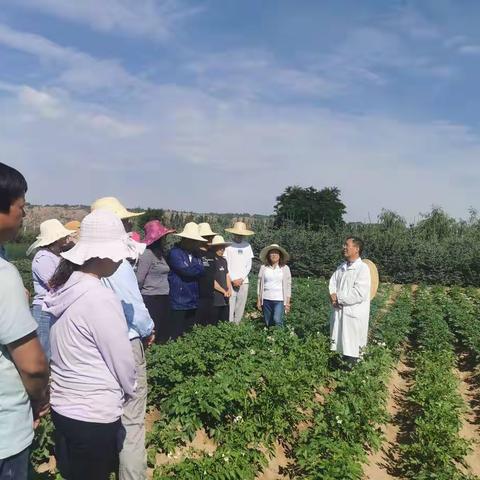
[32,304,55,360]
[0,447,29,480]
[262,299,285,327]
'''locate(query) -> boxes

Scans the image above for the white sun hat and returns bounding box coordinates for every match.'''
[175,222,208,242]
[61,209,146,265]
[225,221,254,236]
[198,222,217,237]
[210,235,231,247]
[90,196,144,219]
[26,219,75,256]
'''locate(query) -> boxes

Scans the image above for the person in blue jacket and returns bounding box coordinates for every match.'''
[167,222,206,339]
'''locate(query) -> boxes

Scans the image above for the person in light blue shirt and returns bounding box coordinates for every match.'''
[102,259,155,340]
[0,162,49,480]
[91,196,154,480]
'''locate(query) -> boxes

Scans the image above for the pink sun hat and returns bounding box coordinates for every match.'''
[143,220,175,246]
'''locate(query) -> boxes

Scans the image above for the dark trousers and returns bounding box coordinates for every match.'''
[143,294,171,344]
[195,298,214,326]
[52,410,121,480]
[170,309,197,339]
[212,305,229,325]
[0,447,29,480]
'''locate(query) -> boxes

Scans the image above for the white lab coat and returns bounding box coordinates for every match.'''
[329,257,371,358]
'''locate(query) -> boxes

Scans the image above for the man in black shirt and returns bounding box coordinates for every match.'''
[195,223,217,326]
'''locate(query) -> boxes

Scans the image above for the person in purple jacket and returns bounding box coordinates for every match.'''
[27,219,74,359]
[167,222,206,339]
[43,209,141,480]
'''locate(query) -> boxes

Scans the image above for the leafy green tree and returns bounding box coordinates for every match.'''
[274,186,346,229]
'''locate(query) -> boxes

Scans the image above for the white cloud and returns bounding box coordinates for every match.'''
[186,50,343,101]
[6,0,200,40]
[2,84,146,138]
[0,23,140,93]
[18,86,63,118]
[1,81,479,220]
[458,44,480,55]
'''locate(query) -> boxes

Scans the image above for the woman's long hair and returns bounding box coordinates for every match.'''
[49,258,81,290]
[265,250,286,267]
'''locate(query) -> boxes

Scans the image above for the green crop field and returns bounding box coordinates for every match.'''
[24,273,480,480]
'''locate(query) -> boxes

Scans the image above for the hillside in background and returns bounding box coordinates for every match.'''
[22,204,272,233]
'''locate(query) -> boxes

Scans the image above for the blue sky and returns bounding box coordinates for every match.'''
[1,0,479,221]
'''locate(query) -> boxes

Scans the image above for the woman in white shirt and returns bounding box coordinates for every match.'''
[256,244,292,327]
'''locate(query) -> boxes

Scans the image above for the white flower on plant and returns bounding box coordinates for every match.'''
[233,415,243,423]
[335,415,342,425]
[250,349,256,355]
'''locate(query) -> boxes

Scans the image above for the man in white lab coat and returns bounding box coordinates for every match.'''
[329,236,371,364]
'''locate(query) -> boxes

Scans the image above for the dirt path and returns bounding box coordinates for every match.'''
[455,353,480,477]
[362,351,413,480]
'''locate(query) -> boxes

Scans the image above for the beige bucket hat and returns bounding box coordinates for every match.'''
[91,197,144,219]
[27,219,75,255]
[362,259,379,299]
[175,222,207,242]
[62,210,145,265]
[210,235,231,247]
[225,221,254,236]
[198,222,217,237]
[259,244,290,264]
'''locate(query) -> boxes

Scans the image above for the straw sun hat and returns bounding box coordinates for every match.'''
[198,222,217,237]
[210,235,231,248]
[362,259,379,300]
[175,222,207,242]
[61,209,146,265]
[259,244,290,264]
[225,221,254,236]
[64,220,81,232]
[27,219,75,256]
[90,197,144,219]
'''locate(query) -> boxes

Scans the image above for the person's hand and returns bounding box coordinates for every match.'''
[285,303,291,314]
[330,293,339,306]
[256,299,262,311]
[224,289,232,298]
[24,288,30,302]
[32,397,50,429]
[232,279,243,288]
[144,333,155,348]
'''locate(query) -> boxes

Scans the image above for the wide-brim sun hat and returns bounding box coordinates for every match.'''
[259,244,290,264]
[225,221,254,236]
[362,259,379,300]
[27,219,75,256]
[61,209,146,265]
[143,220,175,246]
[90,196,144,219]
[175,222,207,242]
[198,222,217,237]
[210,235,231,247]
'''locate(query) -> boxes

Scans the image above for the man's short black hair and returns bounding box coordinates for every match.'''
[0,163,28,213]
[346,236,364,256]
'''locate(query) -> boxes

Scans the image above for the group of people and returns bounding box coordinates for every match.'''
[0,161,372,480]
